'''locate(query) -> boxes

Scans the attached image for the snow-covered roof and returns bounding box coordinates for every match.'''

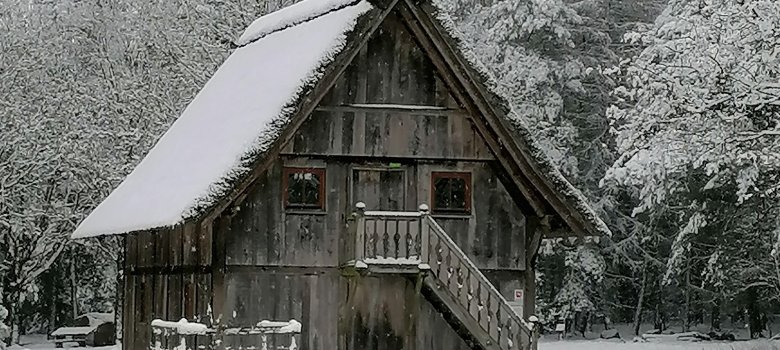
[51,326,98,336]
[73,0,609,239]
[72,0,374,238]
[77,312,114,327]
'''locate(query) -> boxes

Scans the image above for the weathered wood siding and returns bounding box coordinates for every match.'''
[344,274,473,350]
[282,11,493,160]
[124,224,213,350]
[220,271,471,350]
[221,269,339,350]
[223,160,351,267]
[418,163,526,270]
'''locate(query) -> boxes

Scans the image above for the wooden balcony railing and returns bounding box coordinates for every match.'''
[150,319,301,350]
[347,202,539,350]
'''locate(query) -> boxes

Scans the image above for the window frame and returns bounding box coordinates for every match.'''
[430,171,472,214]
[282,167,326,210]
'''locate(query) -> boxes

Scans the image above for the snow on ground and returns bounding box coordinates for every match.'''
[7,334,780,350]
[8,335,117,350]
[540,339,780,350]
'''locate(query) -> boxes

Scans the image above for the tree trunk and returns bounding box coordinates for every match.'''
[633,262,647,335]
[682,270,690,332]
[8,302,17,345]
[70,254,78,320]
[711,299,720,331]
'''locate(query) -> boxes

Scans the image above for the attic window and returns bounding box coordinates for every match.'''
[283,168,325,209]
[431,172,471,214]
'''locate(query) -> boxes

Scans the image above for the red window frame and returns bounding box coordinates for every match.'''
[430,171,472,214]
[282,167,326,210]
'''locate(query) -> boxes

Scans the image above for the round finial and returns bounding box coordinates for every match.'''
[418,203,429,212]
[356,202,366,210]
[528,315,539,323]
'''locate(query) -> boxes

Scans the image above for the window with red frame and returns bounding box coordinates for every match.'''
[283,168,325,209]
[431,172,471,214]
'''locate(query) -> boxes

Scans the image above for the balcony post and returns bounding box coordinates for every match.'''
[354,202,366,262]
[419,204,430,262]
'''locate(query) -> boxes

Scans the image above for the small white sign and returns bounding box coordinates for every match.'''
[514,289,523,301]
[509,289,524,317]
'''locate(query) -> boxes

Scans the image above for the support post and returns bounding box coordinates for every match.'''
[419,204,430,262]
[354,202,366,262]
[524,216,544,320]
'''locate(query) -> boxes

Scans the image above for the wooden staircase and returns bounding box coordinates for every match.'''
[345,203,540,350]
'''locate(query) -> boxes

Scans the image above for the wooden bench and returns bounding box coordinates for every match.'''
[50,327,92,348]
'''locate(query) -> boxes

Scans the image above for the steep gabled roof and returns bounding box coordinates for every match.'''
[73,0,374,238]
[73,0,610,239]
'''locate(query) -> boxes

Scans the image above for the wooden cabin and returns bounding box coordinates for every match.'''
[72,0,610,349]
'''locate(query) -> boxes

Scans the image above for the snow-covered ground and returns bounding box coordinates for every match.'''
[8,333,780,350]
[540,339,780,350]
[8,335,116,350]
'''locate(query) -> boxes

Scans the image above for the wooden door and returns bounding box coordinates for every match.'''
[351,167,407,211]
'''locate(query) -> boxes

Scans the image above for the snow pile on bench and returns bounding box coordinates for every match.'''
[151,319,209,335]
[257,319,302,333]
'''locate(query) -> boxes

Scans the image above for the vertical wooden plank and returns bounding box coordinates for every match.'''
[123,274,136,350]
[182,222,198,266]
[137,231,154,268]
[211,216,227,327]
[155,228,170,268]
[184,273,197,320]
[170,225,183,267]
[140,274,154,349]
[154,274,168,322]
[125,234,138,271]
[196,273,213,326]
[167,274,183,321]
[352,45,368,155]
[199,221,213,267]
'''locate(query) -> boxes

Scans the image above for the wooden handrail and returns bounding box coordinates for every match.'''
[350,202,539,350]
[424,215,535,349]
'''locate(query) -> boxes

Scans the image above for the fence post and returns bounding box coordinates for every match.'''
[419,204,430,262]
[354,202,366,262]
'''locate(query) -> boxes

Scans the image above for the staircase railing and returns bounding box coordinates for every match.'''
[348,203,538,350]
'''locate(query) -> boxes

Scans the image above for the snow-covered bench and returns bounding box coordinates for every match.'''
[51,327,89,347]
[150,318,301,350]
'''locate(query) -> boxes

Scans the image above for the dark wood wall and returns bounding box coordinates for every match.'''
[124,224,213,350]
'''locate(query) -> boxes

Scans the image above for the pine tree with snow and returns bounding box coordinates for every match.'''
[0,305,8,349]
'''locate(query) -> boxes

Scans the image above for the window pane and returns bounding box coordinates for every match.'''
[432,173,470,212]
[286,170,323,207]
[287,173,304,205]
[303,172,321,205]
[434,177,452,209]
[450,178,466,209]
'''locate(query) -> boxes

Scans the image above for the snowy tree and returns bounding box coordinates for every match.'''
[603,0,780,335]
[0,305,7,349]
[0,0,303,339]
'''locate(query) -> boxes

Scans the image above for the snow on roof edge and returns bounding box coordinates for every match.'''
[428,1,612,237]
[72,2,375,239]
[237,0,361,46]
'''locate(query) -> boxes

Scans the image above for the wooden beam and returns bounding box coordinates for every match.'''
[315,104,468,116]
[199,2,400,225]
[395,1,549,219]
[278,153,495,163]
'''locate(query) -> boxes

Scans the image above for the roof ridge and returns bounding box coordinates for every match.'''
[236,0,363,47]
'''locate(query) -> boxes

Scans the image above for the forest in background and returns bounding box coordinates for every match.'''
[2,0,780,344]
